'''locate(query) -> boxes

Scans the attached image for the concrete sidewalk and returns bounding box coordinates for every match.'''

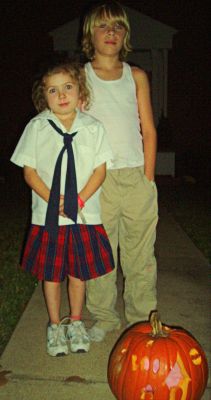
[0,206,210,399]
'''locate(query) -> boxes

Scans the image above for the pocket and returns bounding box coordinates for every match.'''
[138,166,156,191]
[74,144,94,181]
[143,174,156,190]
[141,173,158,205]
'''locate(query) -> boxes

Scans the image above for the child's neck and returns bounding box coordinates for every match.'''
[92,53,121,69]
[91,55,123,80]
[56,110,77,131]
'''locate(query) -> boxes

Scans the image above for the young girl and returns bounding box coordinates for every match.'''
[82,1,158,341]
[10,57,114,356]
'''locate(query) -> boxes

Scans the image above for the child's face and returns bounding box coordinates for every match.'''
[92,18,126,58]
[44,71,80,121]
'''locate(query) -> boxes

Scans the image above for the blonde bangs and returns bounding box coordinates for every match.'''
[93,8,130,32]
[82,1,132,60]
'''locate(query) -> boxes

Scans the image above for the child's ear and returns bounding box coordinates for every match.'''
[78,98,86,112]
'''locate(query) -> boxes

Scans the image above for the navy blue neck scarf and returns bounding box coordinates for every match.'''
[45,119,78,238]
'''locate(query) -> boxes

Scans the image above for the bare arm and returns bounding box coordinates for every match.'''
[24,166,66,217]
[132,67,157,181]
[23,165,66,217]
[79,163,106,203]
[24,166,50,202]
[24,162,106,216]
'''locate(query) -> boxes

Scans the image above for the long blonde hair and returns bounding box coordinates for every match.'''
[82,1,132,60]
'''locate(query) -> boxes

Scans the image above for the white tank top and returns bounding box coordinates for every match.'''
[85,62,144,169]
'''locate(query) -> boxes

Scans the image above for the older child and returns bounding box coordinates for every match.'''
[82,1,158,341]
[11,57,114,356]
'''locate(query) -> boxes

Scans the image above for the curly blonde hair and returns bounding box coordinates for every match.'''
[82,0,132,60]
[32,58,90,112]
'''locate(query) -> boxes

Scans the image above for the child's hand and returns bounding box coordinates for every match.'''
[59,195,67,217]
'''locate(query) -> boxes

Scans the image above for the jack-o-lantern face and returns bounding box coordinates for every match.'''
[108,313,208,400]
[131,350,191,399]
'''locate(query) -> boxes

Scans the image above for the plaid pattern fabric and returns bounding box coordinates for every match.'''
[21,224,114,282]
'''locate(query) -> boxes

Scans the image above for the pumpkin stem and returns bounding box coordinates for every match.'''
[150,311,168,337]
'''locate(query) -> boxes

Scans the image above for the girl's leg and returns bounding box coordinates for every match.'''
[67,275,90,353]
[43,281,61,324]
[67,275,85,319]
[44,281,68,357]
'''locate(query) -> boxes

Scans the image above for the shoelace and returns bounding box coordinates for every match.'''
[59,316,74,341]
[49,324,66,346]
[59,316,88,339]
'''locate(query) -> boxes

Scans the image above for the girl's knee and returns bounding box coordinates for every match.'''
[68,275,84,288]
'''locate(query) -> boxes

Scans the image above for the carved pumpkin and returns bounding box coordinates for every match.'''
[108,312,208,400]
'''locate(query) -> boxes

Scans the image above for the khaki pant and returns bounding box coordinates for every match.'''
[86,167,158,330]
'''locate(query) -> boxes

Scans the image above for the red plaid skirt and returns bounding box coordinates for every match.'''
[21,224,114,282]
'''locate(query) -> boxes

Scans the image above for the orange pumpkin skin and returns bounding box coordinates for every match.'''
[108,318,208,400]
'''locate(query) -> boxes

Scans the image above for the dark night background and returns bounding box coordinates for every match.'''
[1,0,210,183]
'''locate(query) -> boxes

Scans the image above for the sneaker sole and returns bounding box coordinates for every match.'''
[71,349,88,353]
[47,352,69,357]
[70,345,90,353]
[47,349,69,357]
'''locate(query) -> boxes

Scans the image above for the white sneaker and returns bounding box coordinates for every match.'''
[47,323,69,357]
[88,325,106,342]
[67,321,90,353]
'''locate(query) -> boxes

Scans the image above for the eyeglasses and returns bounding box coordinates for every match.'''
[94,22,126,33]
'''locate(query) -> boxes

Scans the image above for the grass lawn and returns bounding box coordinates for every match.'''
[0,171,210,355]
[0,173,37,355]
